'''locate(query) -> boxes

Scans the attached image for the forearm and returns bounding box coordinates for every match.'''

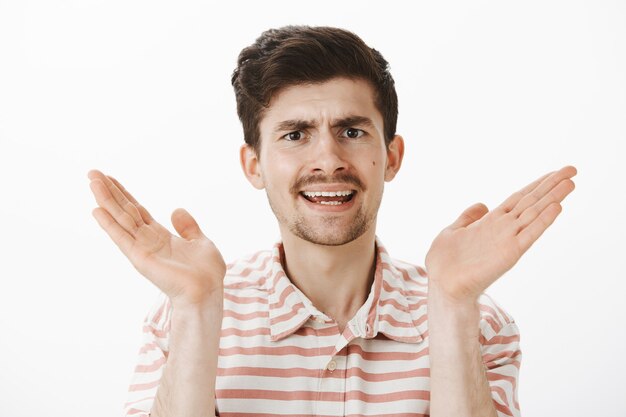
[151,294,223,417]
[428,282,497,417]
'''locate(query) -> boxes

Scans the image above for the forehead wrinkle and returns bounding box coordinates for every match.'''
[273,119,318,133]
[331,115,376,129]
[273,114,376,134]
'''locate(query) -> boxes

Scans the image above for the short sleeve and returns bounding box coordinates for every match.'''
[478,294,522,417]
[123,292,172,417]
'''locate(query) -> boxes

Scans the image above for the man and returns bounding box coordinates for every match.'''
[88,26,576,417]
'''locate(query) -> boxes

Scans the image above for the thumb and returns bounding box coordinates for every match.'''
[171,208,205,240]
[449,202,489,229]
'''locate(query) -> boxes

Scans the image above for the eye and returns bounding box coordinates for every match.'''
[283,131,304,141]
[342,128,364,139]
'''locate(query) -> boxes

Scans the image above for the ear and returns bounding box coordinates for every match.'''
[240,144,265,189]
[384,135,405,182]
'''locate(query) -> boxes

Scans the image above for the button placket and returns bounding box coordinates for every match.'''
[318,350,347,416]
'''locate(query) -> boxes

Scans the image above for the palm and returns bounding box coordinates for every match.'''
[425,166,577,301]
[88,170,225,305]
[132,223,225,297]
[426,209,522,299]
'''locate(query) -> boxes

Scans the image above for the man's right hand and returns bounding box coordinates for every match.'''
[88,170,226,308]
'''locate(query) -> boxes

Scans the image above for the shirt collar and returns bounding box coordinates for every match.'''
[265,237,425,344]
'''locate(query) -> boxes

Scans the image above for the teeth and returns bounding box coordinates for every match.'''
[302,190,354,197]
[319,201,342,205]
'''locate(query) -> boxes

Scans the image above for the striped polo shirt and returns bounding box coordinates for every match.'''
[125,238,521,417]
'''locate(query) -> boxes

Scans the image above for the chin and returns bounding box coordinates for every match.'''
[291,217,371,247]
[300,234,359,247]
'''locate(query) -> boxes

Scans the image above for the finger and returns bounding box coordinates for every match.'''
[107,175,155,224]
[498,171,554,213]
[91,207,135,256]
[449,202,489,229]
[516,178,575,232]
[171,208,205,240]
[509,166,577,218]
[87,170,144,228]
[517,202,562,253]
[89,178,140,235]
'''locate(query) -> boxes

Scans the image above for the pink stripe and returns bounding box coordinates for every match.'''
[151,300,167,325]
[493,400,515,416]
[224,256,271,287]
[218,365,430,382]
[143,325,168,338]
[347,344,429,361]
[221,323,340,338]
[134,357,166,373]
[270,313,312,341]
[379,313,415,328]
[224,292,268,305]
[269,301,306,325]
[483,349,522,367]
[297,325,340,336]
[483,315,502,333]
[347,389,430,402]
[382,279,427,298]
[480,304,504,329]
[269,284,298,310]
[481,334,520,346]
[487,371,518,390]
[490,385,510,407]
[494,302,512,325]
[380,297,427,311]
[224,274,268,289]
[486,359,521,370]
[216,388,430,402]
[226,250,265,270]
[389,262,428,287]
[414,265,428,278]
[138,342,158,354]
[221,327,271,337]
[128,378,160,392]
[413,313,427,327]
[236,255,271,278]
[223,309,268,320]
[125,408,149,416]
[343,326,355,342]
[219,345,335,357]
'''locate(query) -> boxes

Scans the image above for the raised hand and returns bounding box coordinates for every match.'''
[88,170,226,307]
[425,165,577,302]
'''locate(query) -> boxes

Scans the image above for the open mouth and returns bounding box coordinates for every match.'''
[300,190,356,206]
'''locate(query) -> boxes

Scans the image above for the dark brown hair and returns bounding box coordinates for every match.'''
[231,26,398,155]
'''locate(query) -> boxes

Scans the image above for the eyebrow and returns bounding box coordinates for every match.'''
[273,115,376,133]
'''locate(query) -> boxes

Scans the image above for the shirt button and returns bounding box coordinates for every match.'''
[326,360,337,371]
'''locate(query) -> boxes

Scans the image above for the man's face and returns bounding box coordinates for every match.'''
[242,77,403,246]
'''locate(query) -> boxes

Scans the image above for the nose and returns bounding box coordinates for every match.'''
[311,130,347,175]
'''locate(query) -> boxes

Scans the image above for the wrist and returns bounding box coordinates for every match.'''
[171,289,224,316]
[428,280,481,338]
[428,277,479,309]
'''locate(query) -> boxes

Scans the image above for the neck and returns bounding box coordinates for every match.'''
[279,227,377,329]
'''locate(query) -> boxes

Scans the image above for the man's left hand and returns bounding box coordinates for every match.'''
[425,165,577,303]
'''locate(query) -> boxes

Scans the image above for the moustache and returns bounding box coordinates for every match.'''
[290,172,366,195]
